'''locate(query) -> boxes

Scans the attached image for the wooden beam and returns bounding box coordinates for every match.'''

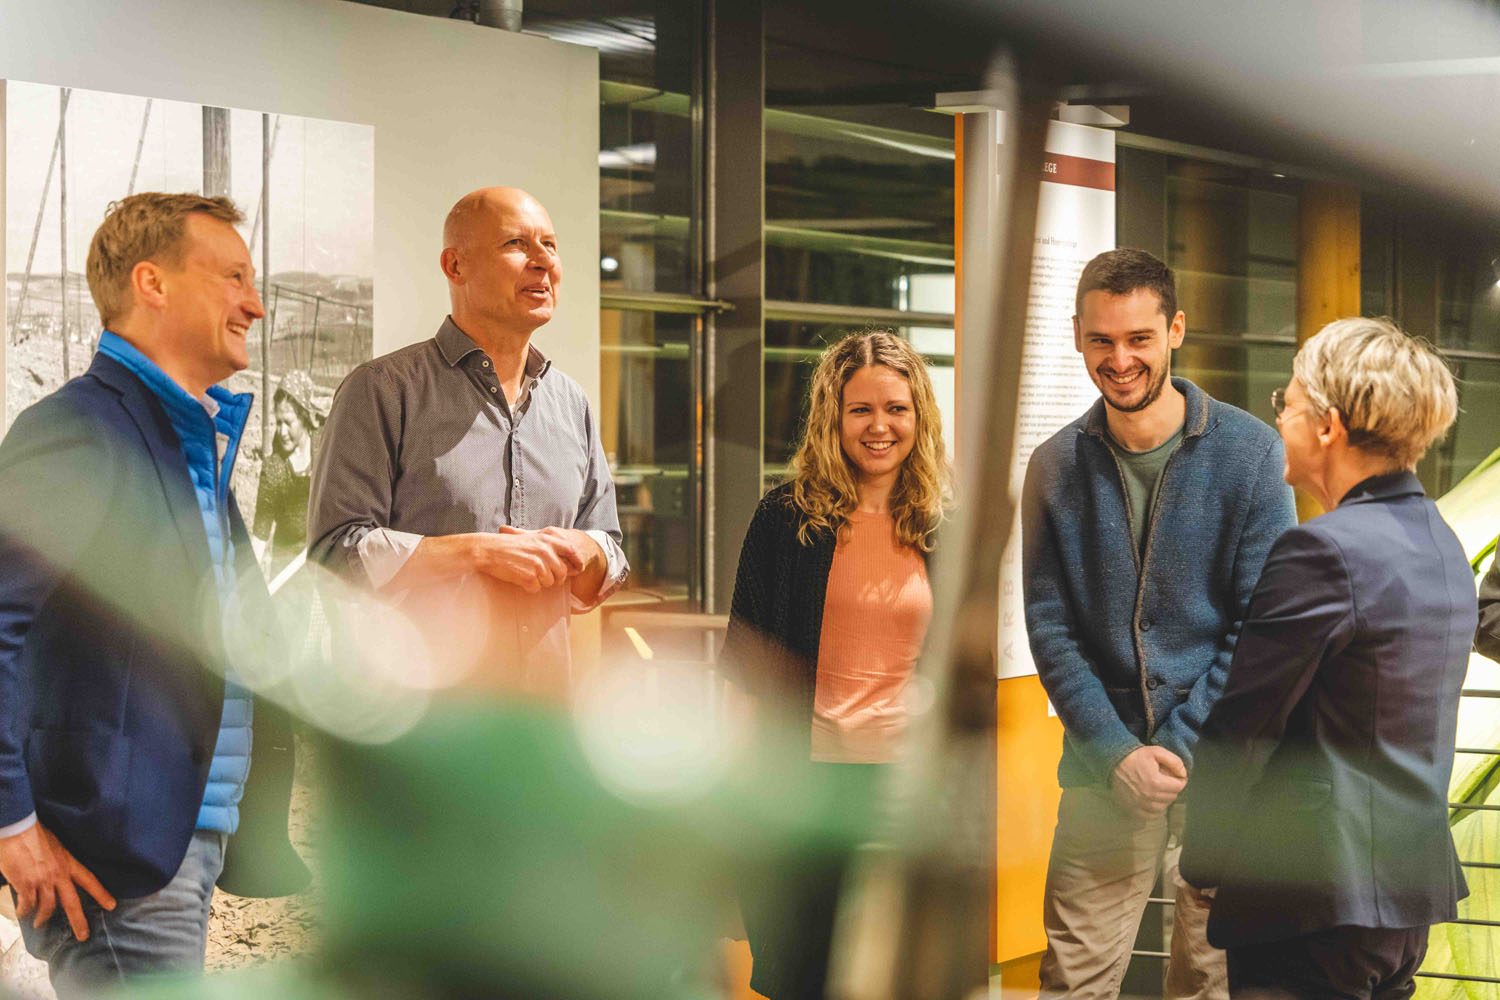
[1294,181,1361,519]
[1297,181,1361,341]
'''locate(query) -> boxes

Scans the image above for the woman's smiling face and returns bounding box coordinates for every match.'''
[840,364,917,487]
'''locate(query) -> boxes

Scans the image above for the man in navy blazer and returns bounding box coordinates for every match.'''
[1181,317,1472,999]
[0,193,305,995]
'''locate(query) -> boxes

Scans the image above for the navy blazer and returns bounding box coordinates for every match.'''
[0,353,304,899]
[1180,471,1474,948]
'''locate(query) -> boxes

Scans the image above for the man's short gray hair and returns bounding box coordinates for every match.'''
[1292,317,1457,469]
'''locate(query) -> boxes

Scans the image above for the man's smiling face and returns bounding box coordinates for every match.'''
[160,213,264,388]
[1074,287,1185,414]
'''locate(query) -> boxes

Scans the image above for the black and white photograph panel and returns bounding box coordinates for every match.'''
[3,79,374,565]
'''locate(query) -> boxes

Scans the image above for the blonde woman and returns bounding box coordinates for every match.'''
[722,329,949,1000]
[1180,318,1470,998]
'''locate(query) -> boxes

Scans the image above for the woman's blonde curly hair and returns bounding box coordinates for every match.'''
[788,330,950,550]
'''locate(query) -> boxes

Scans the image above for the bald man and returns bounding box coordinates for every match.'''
[309,188,628,694]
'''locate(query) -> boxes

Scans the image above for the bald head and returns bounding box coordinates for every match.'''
[443,187,549,252]
[440,187,562,339]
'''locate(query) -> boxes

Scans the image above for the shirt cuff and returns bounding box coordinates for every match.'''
[0,812,37,839]
[572,530,629,612]
[356,527,425,590]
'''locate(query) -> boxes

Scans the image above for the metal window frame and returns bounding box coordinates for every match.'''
[601,291,731,314]
[763,300,954,329]
[599,299,706,602]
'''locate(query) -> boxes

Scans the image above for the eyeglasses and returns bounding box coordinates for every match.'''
[1271,386,1287,417]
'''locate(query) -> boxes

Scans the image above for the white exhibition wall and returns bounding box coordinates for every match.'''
[0,0,601,423]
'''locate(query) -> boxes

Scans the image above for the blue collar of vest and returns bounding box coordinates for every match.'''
[97,331,254,496]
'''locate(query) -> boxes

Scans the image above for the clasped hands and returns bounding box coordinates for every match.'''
[1112,746,1214,909]
[471,525,601,594]
[1111,744,1187,820]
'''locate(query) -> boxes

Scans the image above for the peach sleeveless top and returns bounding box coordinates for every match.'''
[810,510,933,763]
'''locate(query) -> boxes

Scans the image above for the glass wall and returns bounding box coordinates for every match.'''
[1431,244,1500,494]
[531,4,703,606]
[537,9,1500,610]
[600,308,697,592]
[1361,196,1500,495]
[762,98,956,482]
[1117,144,1299,429]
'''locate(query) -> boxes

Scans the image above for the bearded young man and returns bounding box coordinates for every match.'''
[1020,248,1297,1000]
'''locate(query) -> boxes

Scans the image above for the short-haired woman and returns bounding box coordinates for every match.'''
[1180,317,1474,999]
[722,330,950,1000]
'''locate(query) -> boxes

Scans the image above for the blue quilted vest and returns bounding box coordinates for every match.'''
[96,333,254,834]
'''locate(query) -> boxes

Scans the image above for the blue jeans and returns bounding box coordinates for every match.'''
[16,830,225,999]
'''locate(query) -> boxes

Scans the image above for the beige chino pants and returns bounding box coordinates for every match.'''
[1038,785,1227,1000]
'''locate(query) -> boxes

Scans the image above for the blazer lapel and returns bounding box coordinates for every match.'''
[89,354,215,575]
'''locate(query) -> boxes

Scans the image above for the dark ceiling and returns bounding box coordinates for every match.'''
[346,0,1500,223]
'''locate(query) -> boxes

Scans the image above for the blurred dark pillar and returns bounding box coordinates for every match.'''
[829,59,1052,1000]
[706,0,763,613]
[656,0,702,597]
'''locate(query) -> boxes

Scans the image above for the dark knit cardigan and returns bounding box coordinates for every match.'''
[721,483,934,754]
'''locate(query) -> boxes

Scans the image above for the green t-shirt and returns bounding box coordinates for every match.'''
[1107,422,1185,557]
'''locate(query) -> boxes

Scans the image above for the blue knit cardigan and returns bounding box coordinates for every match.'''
[1021,378,1296,787]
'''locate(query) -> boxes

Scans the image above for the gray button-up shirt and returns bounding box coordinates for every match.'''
[309,318,628,689]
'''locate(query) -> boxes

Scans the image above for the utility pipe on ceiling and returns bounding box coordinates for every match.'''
[450,0,521,32]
